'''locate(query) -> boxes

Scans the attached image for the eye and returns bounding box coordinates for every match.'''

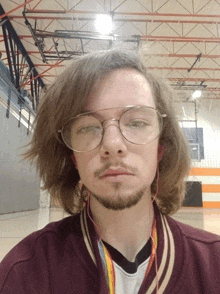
[126,120,149,128]
[77,125,102,134]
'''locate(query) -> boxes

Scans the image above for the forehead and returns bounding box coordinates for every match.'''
[86,69,155,112]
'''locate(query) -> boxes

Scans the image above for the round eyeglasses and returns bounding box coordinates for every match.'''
[58,105,167,152]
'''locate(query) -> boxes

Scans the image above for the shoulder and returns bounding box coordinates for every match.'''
[164,215,220,293]
[167,215,220,267]
[0,213,81,289]
[168,215,220,244]
[1,212,81,262]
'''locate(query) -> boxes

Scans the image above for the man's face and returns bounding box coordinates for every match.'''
[74,69,159,210]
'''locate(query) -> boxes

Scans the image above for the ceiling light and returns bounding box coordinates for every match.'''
[192,90,202,99]
[95,14,113,34]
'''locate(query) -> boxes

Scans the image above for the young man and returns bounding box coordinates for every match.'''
[0,50,219,294]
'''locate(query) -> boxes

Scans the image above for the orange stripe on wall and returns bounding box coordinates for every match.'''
[190,168,220,176]
[202,185,220,192]
[203,202,220,208]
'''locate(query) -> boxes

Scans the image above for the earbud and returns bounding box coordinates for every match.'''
[157,145,165,162]
[71,154,78,169]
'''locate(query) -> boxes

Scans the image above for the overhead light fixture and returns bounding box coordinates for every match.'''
[192,90,202,99]
[95,14,113,34]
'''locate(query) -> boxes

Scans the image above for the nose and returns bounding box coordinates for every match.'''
[100,122,128,158]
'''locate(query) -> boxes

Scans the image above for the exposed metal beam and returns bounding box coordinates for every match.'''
[24,9,220,19]
[202,87,220,91]
[145,54,220,58]
[28,63,63,67]
[21,74,220,83]
[187,53,202,72]
[34,30,140,43]
[141,35,220,43]
[0,4,44,110]
[2,34,220,43]
[148,67,220,71]
[2,50,220,59]
[20,59,64,87]
[0,49,81,55]
[168,78,220,82]
[2,25,14,84]
[0,0,34,19]
[23,11,46,63]
[202,98,220,100]
[9,15,220,25]
[32,0,44,10]
[0,5,44,88]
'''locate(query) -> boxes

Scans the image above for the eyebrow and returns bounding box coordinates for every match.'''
[83,107,129,120]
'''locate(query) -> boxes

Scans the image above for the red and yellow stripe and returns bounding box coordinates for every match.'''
[102,245,115,294]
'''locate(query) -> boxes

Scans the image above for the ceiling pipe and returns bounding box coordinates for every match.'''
[0,0,34,19]
[148,67,220,71]
[9,15,220,25]
[1,50,220,59]
[2,34,220,43]
[24,10,220,19]
[168,78,220,82]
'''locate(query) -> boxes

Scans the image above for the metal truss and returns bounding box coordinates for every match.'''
[1,0,220,100]
[0,3,45,134]
[22,12,140,62]
[15,0,220,91]
[0,4,44,113]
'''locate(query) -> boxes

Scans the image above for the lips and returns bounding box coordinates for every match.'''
[100,168,133,178]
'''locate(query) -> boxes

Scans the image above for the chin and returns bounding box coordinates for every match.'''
[90,185,149,211]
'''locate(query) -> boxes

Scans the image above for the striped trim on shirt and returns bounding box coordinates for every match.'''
[80,206,175,294]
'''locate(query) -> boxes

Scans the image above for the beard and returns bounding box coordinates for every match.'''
[89,183,149,211]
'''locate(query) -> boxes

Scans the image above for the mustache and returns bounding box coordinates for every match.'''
[94,162,138,178]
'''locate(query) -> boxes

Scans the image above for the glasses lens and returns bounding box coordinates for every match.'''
[61,107,163,151]
[62,115,103,151]
[120,107,161,144]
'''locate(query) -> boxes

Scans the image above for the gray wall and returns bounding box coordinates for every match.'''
[0,103,40,215]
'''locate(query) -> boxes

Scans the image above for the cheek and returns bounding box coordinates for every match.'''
[74,154,97,180]
[138,143,159,171]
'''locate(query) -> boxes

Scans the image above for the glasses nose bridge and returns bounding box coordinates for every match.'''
[102,118,120,129]
[101,118,124,140]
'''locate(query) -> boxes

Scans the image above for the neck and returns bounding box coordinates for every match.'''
[89,193,154,262]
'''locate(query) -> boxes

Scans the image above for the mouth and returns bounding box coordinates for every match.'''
[100,174,132,179]
[99,168,134,179]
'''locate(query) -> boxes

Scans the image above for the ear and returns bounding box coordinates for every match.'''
[71,154,78,169]
[158,145,165,162]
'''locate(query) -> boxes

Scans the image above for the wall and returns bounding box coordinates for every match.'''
[177,98,220,208]
[0,96,40,215]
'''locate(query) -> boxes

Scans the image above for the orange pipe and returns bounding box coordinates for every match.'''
[32,0,43,10]
[141,35,220,43]
[2,49,220,60]
[20,59,64,87]
[148,67,220,71]
[0,0,34,19]
[169,78,220,82]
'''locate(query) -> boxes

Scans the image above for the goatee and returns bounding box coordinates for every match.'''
[90,186,148,211]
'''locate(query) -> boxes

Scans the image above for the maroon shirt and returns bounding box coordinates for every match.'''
[0,203,220,294]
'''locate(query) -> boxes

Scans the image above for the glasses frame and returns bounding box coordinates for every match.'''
[58,105,167,152]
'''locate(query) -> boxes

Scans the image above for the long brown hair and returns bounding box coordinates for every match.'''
[23,50,191,215]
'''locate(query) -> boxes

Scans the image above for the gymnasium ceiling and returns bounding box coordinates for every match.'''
[1,0,220,104]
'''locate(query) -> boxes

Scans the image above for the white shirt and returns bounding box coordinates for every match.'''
[114,257,150,294]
